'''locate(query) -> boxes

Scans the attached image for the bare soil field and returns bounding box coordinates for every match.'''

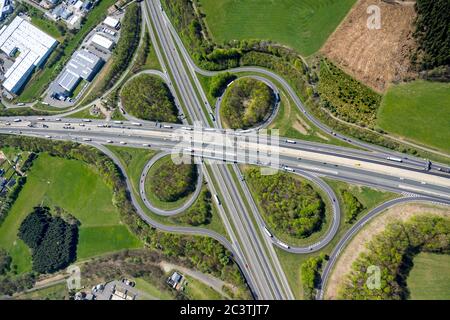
[325,202,450,300]
[321,0,418,92]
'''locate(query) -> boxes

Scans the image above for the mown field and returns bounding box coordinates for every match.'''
[0,153,142,273]
[198,0,356,56]
[378,81,450,154]
[407,252,450,300]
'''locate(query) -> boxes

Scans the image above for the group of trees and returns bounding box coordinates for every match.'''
[339,215,450,300]
[341,190,364,224]
[208,72,236,98]
[413,0,450,71]
[121,74,179,123]
[175,189,212,226]
[221,78,274,129]
[0,176,26,226]
[245,168,325,239]
[132,30,151,73]
[148,156,197,202]
[0,135,248,295]
[0,249,11,276]
[301,253,327,300]
[318,59,382,128]
[0,273,35,296]
[18,206,78,274]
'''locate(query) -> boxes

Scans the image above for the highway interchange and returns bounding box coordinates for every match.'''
[0,0,449,300]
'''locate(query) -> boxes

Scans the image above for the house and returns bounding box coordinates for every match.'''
[166,272,183,289]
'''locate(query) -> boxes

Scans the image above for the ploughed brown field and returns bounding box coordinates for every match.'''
[321,0,418,92]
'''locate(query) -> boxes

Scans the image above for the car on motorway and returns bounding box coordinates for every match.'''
[278,241,290,249]
[263,226,273,238]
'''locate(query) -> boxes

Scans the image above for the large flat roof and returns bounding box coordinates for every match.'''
[0,16,57,93]
[91,34,113,50]
[103,16,119,29]
[58,49,103,93]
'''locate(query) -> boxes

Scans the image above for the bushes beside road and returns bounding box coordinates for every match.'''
[318,59,382,128]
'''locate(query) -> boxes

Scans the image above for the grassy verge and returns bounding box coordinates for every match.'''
[183,275,226,300]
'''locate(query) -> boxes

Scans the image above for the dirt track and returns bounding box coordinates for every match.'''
[321,0,417,92]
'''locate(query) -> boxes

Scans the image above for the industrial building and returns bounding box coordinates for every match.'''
[90,34,114,51]
[0,16,57,94]
[103,16,120,29]
[57,49,103,93]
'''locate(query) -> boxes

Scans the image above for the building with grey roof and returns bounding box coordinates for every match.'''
[57,49,103,93]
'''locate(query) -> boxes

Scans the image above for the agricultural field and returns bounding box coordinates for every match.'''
[407,252,450,300]
[198,0,356,56]
[0,153,142,273]
[321,0,417,92]
[377,80,450,154]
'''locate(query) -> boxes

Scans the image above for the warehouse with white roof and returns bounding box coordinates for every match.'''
[90,34,114,51]
[57,49,103,93]
[103,16,120,29]
[0,16,57,93]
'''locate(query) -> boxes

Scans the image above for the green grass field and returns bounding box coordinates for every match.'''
[378,81,450,154]
[407,252,450,300]
[198,0,356,56]
[0,153,142,272]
